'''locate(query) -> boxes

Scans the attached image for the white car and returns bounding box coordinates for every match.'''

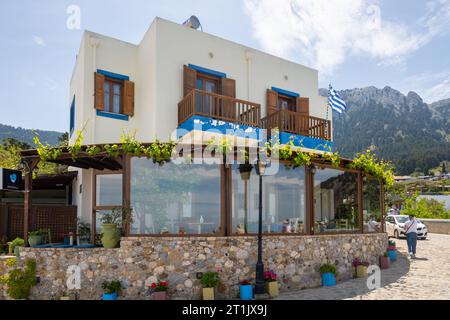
[385,215,428,240]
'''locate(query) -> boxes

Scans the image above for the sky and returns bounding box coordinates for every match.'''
[0,0,449,132]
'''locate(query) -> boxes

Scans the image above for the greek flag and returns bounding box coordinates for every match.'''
[328,85,347,114]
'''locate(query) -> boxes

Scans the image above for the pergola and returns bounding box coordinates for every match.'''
[19,147,124,245]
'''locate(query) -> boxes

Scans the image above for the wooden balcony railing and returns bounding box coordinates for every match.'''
[261,109,332,141]
[178,89,261,127]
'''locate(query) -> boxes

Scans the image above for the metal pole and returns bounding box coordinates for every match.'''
[255,161,265,294]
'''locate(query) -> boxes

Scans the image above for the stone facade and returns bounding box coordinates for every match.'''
[1,233,387,300]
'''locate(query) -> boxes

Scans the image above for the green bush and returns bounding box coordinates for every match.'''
[319,264,337,276]
[0,259,37,300]
[402,192,449,219]
[200,272,220,288]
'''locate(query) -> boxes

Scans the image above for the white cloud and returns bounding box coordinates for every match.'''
[244,0,450,75]
[400,71,450,103]
[32,35,46,47]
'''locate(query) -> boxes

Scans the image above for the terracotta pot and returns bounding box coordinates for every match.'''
[266,281,279,297]
[202,287,214,300]
[356,265,368,278]
[154,291,167,300]
[380,256,390,269]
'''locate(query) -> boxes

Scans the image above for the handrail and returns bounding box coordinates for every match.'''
[261,109,331,141]
[178,89,261,127]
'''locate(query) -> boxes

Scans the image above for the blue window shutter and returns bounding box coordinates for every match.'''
[69,96,75,137]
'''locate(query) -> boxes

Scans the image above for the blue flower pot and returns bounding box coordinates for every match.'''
[321,273,336,287]
[387,249,397,262]
[102,292,118,300]
[239,285,253,300]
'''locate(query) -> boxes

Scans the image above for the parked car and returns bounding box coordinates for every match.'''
[385,215,428,240]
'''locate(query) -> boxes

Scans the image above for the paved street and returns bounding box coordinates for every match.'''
[277,233,450,300]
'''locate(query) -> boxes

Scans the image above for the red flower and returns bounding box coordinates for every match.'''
[161,281,168,287]
[151,283,156,289]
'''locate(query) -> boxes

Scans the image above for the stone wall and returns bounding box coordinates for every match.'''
[419,219,450,235]
[1,233,387,300]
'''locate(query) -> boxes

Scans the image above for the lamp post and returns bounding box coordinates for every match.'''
[254,159,267,295]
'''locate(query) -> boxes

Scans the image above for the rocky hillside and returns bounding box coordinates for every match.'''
[320,86,450,175]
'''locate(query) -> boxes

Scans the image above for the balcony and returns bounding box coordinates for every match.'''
[178,89,261,127]
[261,109,331,141]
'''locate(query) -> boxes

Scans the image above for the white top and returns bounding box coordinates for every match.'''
[404,219,418,234]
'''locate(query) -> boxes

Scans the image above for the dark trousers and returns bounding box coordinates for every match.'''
[406,232,417,254]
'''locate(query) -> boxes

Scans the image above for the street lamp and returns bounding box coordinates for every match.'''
[254,158,268,295]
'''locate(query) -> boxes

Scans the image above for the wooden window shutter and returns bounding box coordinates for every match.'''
[221,77,236,119]
[266,89,278,115]
[221,77,236,98]
[94,72,105,111]
[123,80,135,116]
[297,97,309,115]
[183,65,197,97]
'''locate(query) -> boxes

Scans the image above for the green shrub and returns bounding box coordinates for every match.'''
[319,264,337,276]
[0,259,37,300]
[200,272,220,288]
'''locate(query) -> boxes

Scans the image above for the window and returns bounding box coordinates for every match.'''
[104,77,123,114]
[363,178,382,233]
[69,96,75,137]
[313,167,360,233]
[278,94,296,112]
[95,174,123,207]
[130,158,222,235]
[231,164,306,234]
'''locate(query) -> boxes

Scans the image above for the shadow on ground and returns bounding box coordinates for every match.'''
[277,250,411,300]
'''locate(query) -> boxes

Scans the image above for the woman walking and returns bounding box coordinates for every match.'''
[404,214,418,259]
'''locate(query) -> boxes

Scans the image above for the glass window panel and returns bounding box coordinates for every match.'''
[363,178,382,233]
[113,83,121,113]
[130,158,221,235]
[96,174,122,206]
[314,167,359,233]
[231,165,306,234]
[104,82,110,112]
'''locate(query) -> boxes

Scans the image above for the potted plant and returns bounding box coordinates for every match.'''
[77,220,91,244]
[239,279,253,300]
[264,271,279,297]
[352,258,369,278]
[9,238,24,257]
[319,263,337,286]
[0,258,37,300]
[388,239,396,250]
[28,230,44,247]
[200,272,220,300]
[380,252,390,269]
[101,280,122,300]
[100,208,122,249]
[387,246,397,262]
[151,280,169,300]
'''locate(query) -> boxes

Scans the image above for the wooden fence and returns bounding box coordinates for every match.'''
[0,204,77,243]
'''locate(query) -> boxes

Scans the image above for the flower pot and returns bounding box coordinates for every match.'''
[380,256,390,269]
[14,246,20,257]
[202,287,214,300]
[28,235,43,247]
[266,281,279,297]
[356,265,368,278]
[154,291,167,300]
[239,284,253,300]
[321,273,336,287]
[102,292,118,300]
[101,224,120,248]
[387,249,397,262]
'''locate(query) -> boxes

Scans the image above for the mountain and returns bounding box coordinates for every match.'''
[320,86,450,175]
[0,123,64,147]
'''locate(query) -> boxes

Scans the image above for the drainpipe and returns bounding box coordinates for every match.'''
[245,51,254,102]
[89,37,100,145]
